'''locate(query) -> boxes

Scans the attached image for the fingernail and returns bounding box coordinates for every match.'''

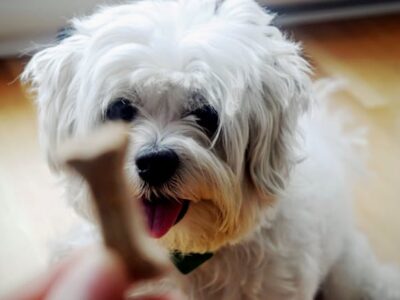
[46,248,128,300]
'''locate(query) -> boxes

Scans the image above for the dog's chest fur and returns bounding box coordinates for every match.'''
[182,224,311,300]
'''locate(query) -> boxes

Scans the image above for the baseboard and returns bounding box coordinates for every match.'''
[268,0,400,26]
[1,1,400,57]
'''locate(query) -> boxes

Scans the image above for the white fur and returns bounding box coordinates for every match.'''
[22,0,400,299]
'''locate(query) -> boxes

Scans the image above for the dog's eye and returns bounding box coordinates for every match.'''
[105,98,138,122]
[191,105,219,137]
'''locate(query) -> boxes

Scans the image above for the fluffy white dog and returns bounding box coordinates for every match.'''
[23,0,400,299]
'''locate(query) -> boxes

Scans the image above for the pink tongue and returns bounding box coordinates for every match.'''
[142,198,183,238]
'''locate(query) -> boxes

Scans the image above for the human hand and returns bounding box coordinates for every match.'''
[5,248,182,300]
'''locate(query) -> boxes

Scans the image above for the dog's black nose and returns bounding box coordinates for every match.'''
[136,148,179,186]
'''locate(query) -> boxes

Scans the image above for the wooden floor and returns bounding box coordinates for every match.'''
[0,59,81,294]
[286,14,400,264]
[1,13,400,296]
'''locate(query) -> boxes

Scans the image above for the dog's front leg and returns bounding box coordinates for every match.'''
[322,230,400,300]
[259,257,321,300]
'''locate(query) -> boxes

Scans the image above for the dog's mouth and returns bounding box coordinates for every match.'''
[141,196,190,239]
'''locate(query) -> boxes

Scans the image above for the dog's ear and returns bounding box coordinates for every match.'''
[22,29,84,170]
[246,36,312,200]
[213,0,312,200]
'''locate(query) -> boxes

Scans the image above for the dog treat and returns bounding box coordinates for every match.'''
[58,123,170,281]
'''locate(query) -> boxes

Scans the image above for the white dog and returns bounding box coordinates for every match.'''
[23,0,400,299]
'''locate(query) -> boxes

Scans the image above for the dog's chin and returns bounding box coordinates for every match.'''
[141,195,190,239]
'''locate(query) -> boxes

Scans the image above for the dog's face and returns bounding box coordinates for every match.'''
[23,0,311,253]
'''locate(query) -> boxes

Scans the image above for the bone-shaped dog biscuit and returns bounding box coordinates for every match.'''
[58,123,170,281]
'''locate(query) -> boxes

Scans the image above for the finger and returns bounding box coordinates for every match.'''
[5,250,86,300]
[45,248,129,300]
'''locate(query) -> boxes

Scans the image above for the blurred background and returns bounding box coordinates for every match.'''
[1,0,400,297]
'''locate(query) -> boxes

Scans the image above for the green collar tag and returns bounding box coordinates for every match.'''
[170,251,214,274]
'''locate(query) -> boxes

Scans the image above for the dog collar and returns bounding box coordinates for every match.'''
[170,251,214,274]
